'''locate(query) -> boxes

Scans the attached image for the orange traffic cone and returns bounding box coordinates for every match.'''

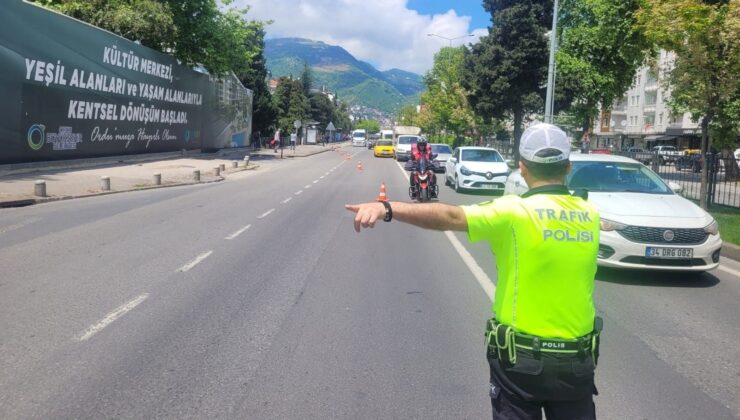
[376,182,388,202]
[357,161,363,171]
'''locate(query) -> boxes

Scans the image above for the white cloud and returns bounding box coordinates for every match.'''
[237,0,487,74]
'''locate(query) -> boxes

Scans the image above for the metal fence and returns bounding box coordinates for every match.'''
[626,151,740,209]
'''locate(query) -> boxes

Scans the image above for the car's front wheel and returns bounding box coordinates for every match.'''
[454,176,462,193]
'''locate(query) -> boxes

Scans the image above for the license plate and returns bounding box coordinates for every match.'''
[482,184,496,189]
[383,151,389,154]
[645,247,693,259]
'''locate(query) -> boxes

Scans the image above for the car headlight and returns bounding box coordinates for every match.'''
[703,219,719,235]
[600,218,627,231]
[460,165,472,176]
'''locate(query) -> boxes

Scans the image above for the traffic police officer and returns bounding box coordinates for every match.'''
[346,123,601,419]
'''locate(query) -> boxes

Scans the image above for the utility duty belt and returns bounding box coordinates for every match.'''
[485,317,603,366]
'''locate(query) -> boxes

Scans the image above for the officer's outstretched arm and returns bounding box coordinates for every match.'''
[345,201,467,233]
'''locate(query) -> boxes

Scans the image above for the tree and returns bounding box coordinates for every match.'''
[34,0,176,49]
[300,62,313,97]
[556,0,652,136]
[422,47,478,140]
[273,77,309,134]
[396,105,420,127]
[638,0,740,208]
[356,119,381,133]
[463,0,553,162]
[309,94,335,128]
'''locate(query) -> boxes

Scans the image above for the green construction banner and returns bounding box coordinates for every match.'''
[0,0,209,164]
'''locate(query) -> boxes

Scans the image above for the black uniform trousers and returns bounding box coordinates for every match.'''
[488,348,597,420]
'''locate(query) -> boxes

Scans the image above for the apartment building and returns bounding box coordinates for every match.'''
[594,50,701,151]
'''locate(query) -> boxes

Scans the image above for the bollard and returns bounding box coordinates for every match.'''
[101,176,110,191]
[243,155,250,167]
[214,167,220,177]
[153,173,161,185]
[232,161,238,169]
[220,163,226,172]
[193,170,201,181]
[34,180,46,197]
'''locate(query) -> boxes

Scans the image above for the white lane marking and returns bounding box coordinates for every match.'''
[305,184,312,189]
[445,232,496,301]
[313,180,319,184]
[225,225,251,240]
[395,160,495,300]
[178,250,213,272]
[717,264,740,278]
[395,160,409,178]
[281,197,293,204]
[0,217,42,235]
[257,208,276,219]
[77,293,149,341]
[320,175,326,179]
[295,190,303,195]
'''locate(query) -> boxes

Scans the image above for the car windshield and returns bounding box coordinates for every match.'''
[461,149,503,162]
[383,133,393,139]
[398,136,419,145]
[376,140,392,146]
[352,133,364,139]
[431,144,451,154]
[567,161,672,194]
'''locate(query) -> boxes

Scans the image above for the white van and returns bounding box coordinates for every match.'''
[351,129,367,147]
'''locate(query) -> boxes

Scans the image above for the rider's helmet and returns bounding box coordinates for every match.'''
[417,137,428,154]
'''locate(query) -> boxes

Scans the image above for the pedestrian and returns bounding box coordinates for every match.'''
[345,123,601,420]
[290,132,297,151]
[272,129,280,153]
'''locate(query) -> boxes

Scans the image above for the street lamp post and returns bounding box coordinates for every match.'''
[544,0,560,124]
[427,33,475,70]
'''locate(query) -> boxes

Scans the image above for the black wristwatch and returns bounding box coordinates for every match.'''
[381,201,392,222]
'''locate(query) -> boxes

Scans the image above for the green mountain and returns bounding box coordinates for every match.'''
[265,38,423,114]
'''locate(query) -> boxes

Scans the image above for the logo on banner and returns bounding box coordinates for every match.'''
[27,124,46,151]
[47,126,83,151]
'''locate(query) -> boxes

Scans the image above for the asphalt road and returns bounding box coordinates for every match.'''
[0,146,738,419]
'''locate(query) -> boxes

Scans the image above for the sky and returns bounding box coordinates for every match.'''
[236,0,490,75]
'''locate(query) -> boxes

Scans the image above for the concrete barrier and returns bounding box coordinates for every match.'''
[101,176,110,191]
[153,173,161,185]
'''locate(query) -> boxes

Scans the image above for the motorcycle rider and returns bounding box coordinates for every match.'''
[408,138,438,197]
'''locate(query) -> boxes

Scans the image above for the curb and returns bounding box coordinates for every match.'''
[0,164,260,208]
[0,149,204,177]
[721,242,740,262]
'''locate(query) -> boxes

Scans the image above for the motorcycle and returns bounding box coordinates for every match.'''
[408,156,439,202]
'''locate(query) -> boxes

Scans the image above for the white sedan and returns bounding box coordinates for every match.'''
[445,147,510,193]
[504,154,722,272]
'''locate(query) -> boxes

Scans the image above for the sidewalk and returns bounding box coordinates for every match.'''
[0,143,346,207]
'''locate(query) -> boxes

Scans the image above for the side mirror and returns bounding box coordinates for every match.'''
[449,157,457,163]
[668,181,683,194]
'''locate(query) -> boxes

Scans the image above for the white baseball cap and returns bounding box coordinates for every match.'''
[519,123,571,163]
